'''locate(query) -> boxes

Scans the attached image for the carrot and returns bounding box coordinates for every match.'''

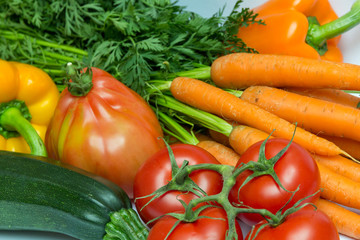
[209,129,231,146]
[229,125,273,156]
[169,77,345,157]
[284,88,360,109]
[318,134,360,160]
[240,85,360,143]
[210,53,360,90]
[316,198,360,239]
[313,154,360,182]
[197,140,240,166]
[318,163,360,210]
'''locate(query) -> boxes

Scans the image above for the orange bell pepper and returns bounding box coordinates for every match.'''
[237,0,360,62]
[0,60,59,156]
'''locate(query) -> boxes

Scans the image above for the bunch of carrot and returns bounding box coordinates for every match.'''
[152,52,360,239]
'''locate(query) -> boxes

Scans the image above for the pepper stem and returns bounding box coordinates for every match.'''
[0,101,47,157]
[306,0,360,55]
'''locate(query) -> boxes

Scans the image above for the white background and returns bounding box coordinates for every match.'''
[1,0,359,239]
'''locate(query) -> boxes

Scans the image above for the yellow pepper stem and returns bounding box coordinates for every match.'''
[0,107,47,157]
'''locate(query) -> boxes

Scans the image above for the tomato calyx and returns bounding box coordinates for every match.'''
[235,132,294,196]
[65,62,93,97]
[135,140,210,212]
[246,190,320,240]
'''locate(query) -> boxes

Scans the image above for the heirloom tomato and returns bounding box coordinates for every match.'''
[148,207,243,240]
[133,143,223,225]
[229,138,320,226]
[45,67,164,198]
[245,206,339,240]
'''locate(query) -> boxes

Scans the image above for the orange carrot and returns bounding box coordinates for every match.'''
[210,53,360,90]
[197,140,240,166]
[316,198,360,239]
[313,154,360,182]
[229,125,273,156]
[209,129,231,146]
[318,163,360,210]
[240,85,360,142]
[169,77,345,157]
[318,134,360,160]
[284,88,360,109]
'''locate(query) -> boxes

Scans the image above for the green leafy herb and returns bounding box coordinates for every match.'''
[0,0,263,95]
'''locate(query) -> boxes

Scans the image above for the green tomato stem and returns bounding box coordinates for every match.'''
[66,63,93,97]
[0,107,47,157]
[307,0,360,51]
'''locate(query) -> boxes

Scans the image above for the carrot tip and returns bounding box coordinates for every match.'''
[341,150,360,164]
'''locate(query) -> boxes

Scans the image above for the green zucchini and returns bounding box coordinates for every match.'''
[0,150,148,240]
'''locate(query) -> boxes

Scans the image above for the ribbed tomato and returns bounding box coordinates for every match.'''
[45,67,164,198]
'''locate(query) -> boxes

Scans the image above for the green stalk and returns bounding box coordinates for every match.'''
[43,51,81,62]
[0,30,88,56]
[154,109,200,145]
[307,0,360,54]
[150,66,211,81]
[0,102,47,157]
[153,95,233,136]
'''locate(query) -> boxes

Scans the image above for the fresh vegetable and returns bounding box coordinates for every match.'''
[133,143,223,225]
[133,132,325,240]
[316,198,360,240]
[168,77,344,156]
[197,140,240,166]
[318,163,360,210]
[237,0,360,62]
[229,138,321,226]
[284,88,360,109]
[245,205,339,240]
[239,85,360,142]
[229,125,273,156]
[0,60,59,156]
[0,150,150,240]
[317,134,360,160]
[45,65,164,198]
[147,207,243,240]
[0,0,261,95]
[313,154,360,182]
[155,95,360,235]
[210,52,360,90]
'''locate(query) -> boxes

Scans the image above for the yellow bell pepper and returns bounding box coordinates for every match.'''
[0,60,59,156]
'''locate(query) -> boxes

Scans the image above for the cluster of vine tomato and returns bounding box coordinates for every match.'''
[133,137,340,240]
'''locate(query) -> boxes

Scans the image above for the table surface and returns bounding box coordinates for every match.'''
[1,0,359,239]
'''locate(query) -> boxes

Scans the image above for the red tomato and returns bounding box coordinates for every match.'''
[245,206,339,240]
[45,67,164,198]
[133,143,223,225]
[148,207,243,240]
[229,138,321,226]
